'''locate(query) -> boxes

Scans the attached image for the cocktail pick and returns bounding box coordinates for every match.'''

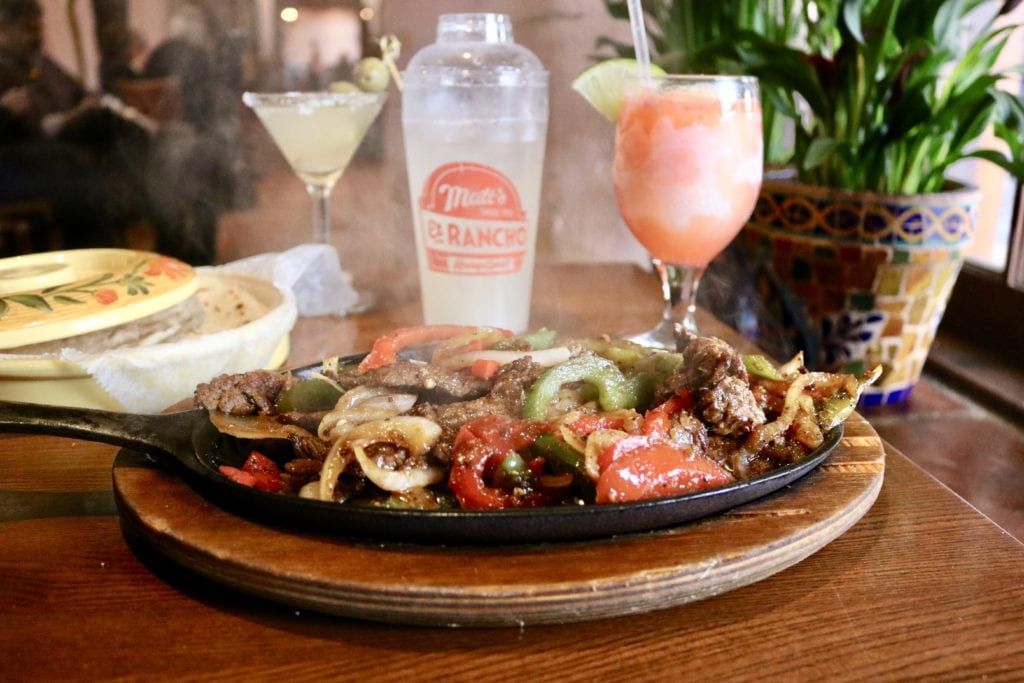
[380,35,403,91]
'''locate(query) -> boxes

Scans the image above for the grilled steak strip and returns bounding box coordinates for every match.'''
[194,370,289,416]
[657,333,765,438]
[411,358,545,462]
[328,361,493,403]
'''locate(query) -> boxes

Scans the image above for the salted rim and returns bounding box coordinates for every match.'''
[242,91,387,109]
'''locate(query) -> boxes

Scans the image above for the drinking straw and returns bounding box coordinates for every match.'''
[626,0,652,81]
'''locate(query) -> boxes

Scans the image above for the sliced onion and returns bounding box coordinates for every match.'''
[318,389,418,440]
[318,437,355,501]
[351,442,445,492]
[431,328,510,363]
[438,346,573,370]
[319,416,444,495]
[559,425,587,455]
[209,411,313,441]
[298,481,320,499]
[777,352,805,379]
[734,374,814,476]
[584,429,629,481]
[340,416,441,457]
[333,386,391,411]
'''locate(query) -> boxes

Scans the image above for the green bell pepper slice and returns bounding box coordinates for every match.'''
[494,327,558,351]
[494,452,531,489]
[532,433,584,475]
[818,366,883,430]
[743,354,784,381]
[523,355,644,420]
[274,378,343,413]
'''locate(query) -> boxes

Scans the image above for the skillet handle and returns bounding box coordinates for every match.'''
[0,400,198,457]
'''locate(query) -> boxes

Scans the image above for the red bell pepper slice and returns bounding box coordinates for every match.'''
[598,434,654,472]
[448,415,557,509]
[601,391,699,473]
[241,451,283,493]
[567,413,628,437]
[470,358,502,380]
[242,451,279,476]
[596,443,734,504]
[358,325,510,372]
[642,391,694,438]
[219,465,256,488]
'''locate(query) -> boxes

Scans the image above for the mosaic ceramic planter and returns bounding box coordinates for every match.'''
[742,180,978,406]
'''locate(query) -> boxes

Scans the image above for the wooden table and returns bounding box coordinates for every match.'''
[2,264,1024,680]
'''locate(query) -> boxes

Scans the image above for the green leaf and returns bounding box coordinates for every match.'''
[0,300,7,319]
[803,137,842,170]
[842,0,865,44]
[964,149,1024,179]
[8,294,51,312]
[80,272,114,288]
[53,295,85,305]
[729,31,832,119]
[931,0,965,52]
[603,0,630,20]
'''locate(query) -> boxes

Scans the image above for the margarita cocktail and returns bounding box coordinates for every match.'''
[243,91,386,244]
[613,75,762,346]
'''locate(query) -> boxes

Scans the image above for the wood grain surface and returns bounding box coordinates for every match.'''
[2,264,1024,680]
[110,412,884,626]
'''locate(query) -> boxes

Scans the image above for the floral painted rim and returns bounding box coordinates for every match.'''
[761,179,980,207]
[0,255,191,320]
[0,250,197,350]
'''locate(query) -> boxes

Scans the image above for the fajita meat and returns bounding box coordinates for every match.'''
[194,370,289,416]
[656,333,764,438]
[696,375,766,437]
[411,357,545,462]
[329,361,492,403]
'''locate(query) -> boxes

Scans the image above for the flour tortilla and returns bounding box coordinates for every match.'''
[10,275,270,356]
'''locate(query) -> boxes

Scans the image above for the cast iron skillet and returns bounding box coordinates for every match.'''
[0,355,841,544]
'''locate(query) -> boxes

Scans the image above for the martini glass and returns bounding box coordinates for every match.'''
[243,91,386,246]
[613,75,762,348]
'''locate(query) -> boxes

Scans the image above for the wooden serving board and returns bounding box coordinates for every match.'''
[112,412,885,627]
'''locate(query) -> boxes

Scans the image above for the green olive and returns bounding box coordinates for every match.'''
[328,80,360,94]
[354,57,389,92]
[274,379,343,413]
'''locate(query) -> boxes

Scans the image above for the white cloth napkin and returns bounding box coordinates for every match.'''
[213,243,358,317]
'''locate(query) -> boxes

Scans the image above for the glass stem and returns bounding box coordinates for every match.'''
[655,259,703,337]
[307,183,332,244]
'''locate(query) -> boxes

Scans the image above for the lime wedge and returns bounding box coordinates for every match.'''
[572,59,667,122]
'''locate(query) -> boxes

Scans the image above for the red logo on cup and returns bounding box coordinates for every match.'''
[419,162,528,276]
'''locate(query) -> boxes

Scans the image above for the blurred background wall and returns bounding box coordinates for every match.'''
[26,0,644,271]
[17,0,1018,273]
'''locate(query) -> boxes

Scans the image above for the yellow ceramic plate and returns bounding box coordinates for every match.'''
[0,271,292,411]
[0,249,197,350]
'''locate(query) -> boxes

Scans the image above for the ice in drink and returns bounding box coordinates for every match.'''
[402,13,548,331]
[613,85,762,267]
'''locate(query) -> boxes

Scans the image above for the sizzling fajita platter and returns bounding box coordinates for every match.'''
[0,325,886,625]
[0,325,877,544]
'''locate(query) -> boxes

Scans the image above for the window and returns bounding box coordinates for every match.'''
[939,4,1024,355]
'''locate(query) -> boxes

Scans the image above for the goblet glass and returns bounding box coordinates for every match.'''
[613,75,762,347]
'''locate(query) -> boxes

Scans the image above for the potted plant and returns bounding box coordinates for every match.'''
[601,0,1024,405]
